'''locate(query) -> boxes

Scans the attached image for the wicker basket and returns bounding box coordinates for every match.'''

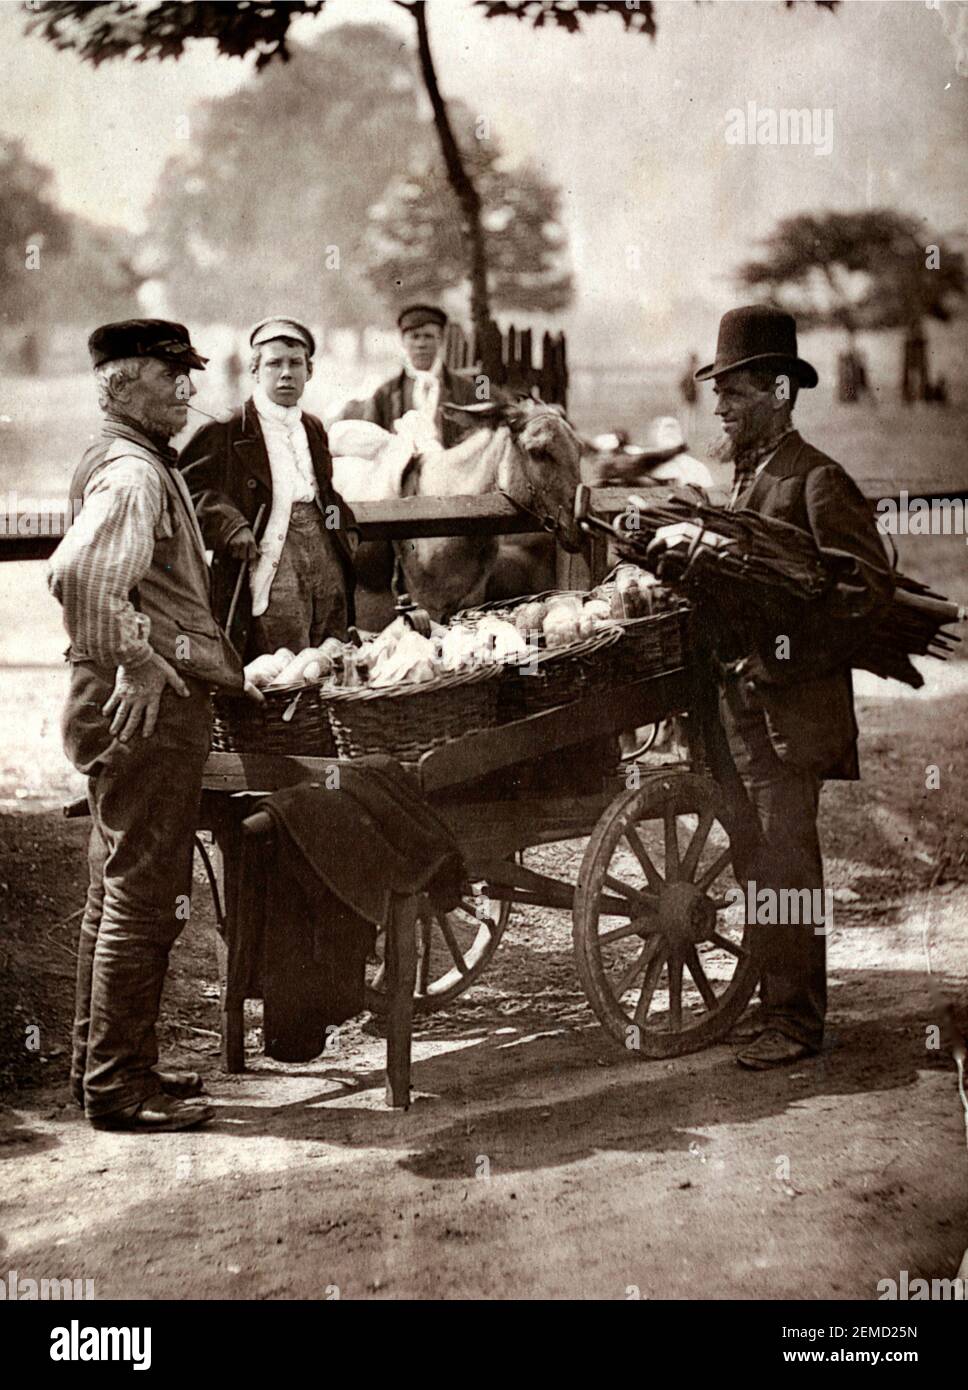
[503,626,624,716]
[602,604,692,686]
[212,683,336,756]
[323,665,502,763]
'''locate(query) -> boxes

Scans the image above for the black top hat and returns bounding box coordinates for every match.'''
[397,304,447,333]
[695,305,817,388]
[88,319,208,371]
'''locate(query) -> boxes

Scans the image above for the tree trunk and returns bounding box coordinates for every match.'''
[409,0,492,341]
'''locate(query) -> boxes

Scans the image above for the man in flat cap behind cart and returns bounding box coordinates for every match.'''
[346,304,481,449]
[693,305,893,1069]
[48,319,251,1132]
[178,316,358,661]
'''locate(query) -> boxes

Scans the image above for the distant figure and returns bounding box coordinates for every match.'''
[678,351,700,442]
[224,347,243,402]
[837,346,872,404]
[19,331,40,376]
[925,374,949,406]
[901,328,929,404]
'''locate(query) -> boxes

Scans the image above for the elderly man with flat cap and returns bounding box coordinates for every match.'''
[350,304,480,449]
[48,318,251,1132]
[177,316,357,660]
[693,305,892,1069]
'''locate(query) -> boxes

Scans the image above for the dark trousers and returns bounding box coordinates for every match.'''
[63,664,210,1118]
[719,680,827,1049]
[251,502,348,656]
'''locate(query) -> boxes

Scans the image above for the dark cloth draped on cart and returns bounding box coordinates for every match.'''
[239,755,465,1061]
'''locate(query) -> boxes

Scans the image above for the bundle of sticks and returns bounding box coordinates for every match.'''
[611,496,964,689]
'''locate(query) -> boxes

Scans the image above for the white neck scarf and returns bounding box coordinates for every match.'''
[253,384,302,431]
[402,354,443,422]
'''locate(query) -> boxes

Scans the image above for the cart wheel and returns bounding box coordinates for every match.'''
[573,770,757,1058]
[365,880,510,1015]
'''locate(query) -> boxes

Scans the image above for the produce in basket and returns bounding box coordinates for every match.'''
[475,614,530,662]
[368,626,438,687]
[242,648,295,689]
[610,565,659,620]
[271,646,336,688]
[513,600,549,639]
[542,594,585,647]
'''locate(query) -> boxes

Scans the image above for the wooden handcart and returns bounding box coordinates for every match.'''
[201,642,757,1108]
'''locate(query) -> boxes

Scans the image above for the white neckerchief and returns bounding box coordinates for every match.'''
[252,385,316,502]
[253,383,302,431]
[402,353,443,423]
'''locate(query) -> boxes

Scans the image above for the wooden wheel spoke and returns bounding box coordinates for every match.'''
[624,826,664,892]
[598,919,658,946]
[679,808,715,883]
[696,847,732,892]
[708,931,747,959]
[597,896,658,919]
[437,914,471,976]
[664,805,680,883]
[604,873,658,909]
[667,952,683,1031]
[683,945,719,1012]
[614,939,657,998]
[633,942,667,1027]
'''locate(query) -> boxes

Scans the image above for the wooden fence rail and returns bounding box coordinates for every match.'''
[2,480,967,562]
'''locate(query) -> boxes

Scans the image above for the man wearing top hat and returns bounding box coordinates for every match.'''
[48,319,250,1131]
[177,316,358,661]
[350,303,481,449]
[692,305,892,1069]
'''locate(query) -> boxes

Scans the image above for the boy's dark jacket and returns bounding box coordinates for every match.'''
[177,399,357,658]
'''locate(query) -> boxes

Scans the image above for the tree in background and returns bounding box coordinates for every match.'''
[146,25,418,338]
[144,25,570,337]
[366,106,572,317]
[40,217,146,325]
[739,209,966,403]
[26,0,837,345]
[0,137,70,327]
[1,136,143,371]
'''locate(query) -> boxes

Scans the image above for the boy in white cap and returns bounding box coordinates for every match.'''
[178,316,357,659]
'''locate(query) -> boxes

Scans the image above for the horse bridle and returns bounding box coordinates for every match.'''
[498,408,581,545]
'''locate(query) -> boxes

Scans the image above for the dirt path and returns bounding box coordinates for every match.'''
[2,885,966,1300]
[1,685,967,1300]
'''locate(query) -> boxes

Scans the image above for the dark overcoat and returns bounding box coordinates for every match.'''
[724,430,894,780]
[355,365,481,449]
[177,399,357,659]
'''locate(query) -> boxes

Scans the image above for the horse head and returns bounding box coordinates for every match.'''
[444,394,584,551]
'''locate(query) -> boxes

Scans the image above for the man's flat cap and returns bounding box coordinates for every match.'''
[397,304,447,333]
[249,317,316,357]
[88,319,208,370]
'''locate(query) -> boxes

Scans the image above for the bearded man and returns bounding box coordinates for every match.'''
[695,306,893,1069]
[48,319,251,1131]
